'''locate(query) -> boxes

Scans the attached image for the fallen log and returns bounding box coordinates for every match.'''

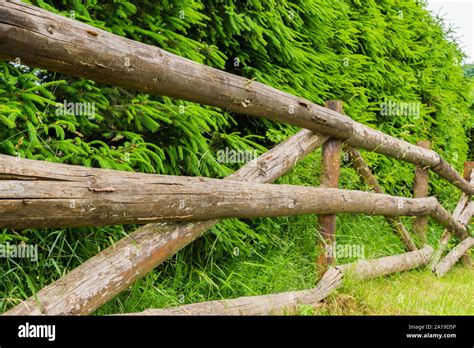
[0,1,472,195]
[346,147,417,251]
[336,245,434,281]
[0,156,464,231]
[120,247,433,315]
[413,141,431,244]
[4,129,328,315]
[119,267,343,315]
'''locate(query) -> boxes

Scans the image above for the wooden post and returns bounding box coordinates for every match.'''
[413,140,431,245]
[346,147,417,251]
[317,101,343,270]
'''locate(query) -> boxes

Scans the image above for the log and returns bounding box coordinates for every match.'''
[434,202,474,277]
[413,141,431,244]
[4,129,328,315]
[430,165,473,270]
[0,1,473,195]
[120,247,434,315]
[118,267,343,315]
[435,236,474,277]
[317,101,342,268]
[346,147,417,251]
[0,156,464,230]
[336,245,434,280]
[461,163,474,266]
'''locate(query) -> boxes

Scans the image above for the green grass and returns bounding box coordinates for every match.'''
[1,150,472,315]
[317,266,474,315]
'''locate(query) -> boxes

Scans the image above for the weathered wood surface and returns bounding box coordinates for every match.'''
[119,267,343,315]
[121,247,434,315]
[413,141,431,244]
[1,155,465,230]
[346,147,417,251]
[1,1,473,194]
[435,236,474,277]
[317,101,342,268]
[434,202,473,277]
[4,129,328,315]
[430,165,473,270]
[336,245,434,280]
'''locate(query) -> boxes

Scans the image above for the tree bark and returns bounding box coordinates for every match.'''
[317,101,342,269]
[118,267,343,315]
[434,236,474,277]
[120,247,434,315]
[336,245,434,280]
[3,129,328,315]
[430,164,473,270]
[413,141,431,244]
[346,147,417,251]
[433,202,473,277]
[0,155,463,230]
[0,1,472,194]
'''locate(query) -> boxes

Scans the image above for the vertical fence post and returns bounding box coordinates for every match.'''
[317,100,343,272]
[413,140,431,245]
[461,161,474,267]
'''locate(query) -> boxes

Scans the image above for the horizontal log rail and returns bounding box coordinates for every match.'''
[4,129,328,315]
[119,246,433,315]
[0,155,467,237]
[119,267,343,316]
[0,2,472,317]
[336,245,434,281]
[0,1,472,195]
[345,146,417,251]
[435,237,474,277]
[430,169,473,269]
[434,202,474,277]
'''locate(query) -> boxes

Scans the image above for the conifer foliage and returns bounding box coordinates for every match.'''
[0,0,472,313]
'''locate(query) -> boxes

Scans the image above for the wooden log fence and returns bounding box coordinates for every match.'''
[1,1,473,195]
[120,267,343,316]
[317,101,343,269]
[119,246,433,315]
[345,147,417,251]
[4,129,328,315]
[434,202,474,276]
[430,165,473,271]
[2,155,467,231]
[0,1,472,316]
